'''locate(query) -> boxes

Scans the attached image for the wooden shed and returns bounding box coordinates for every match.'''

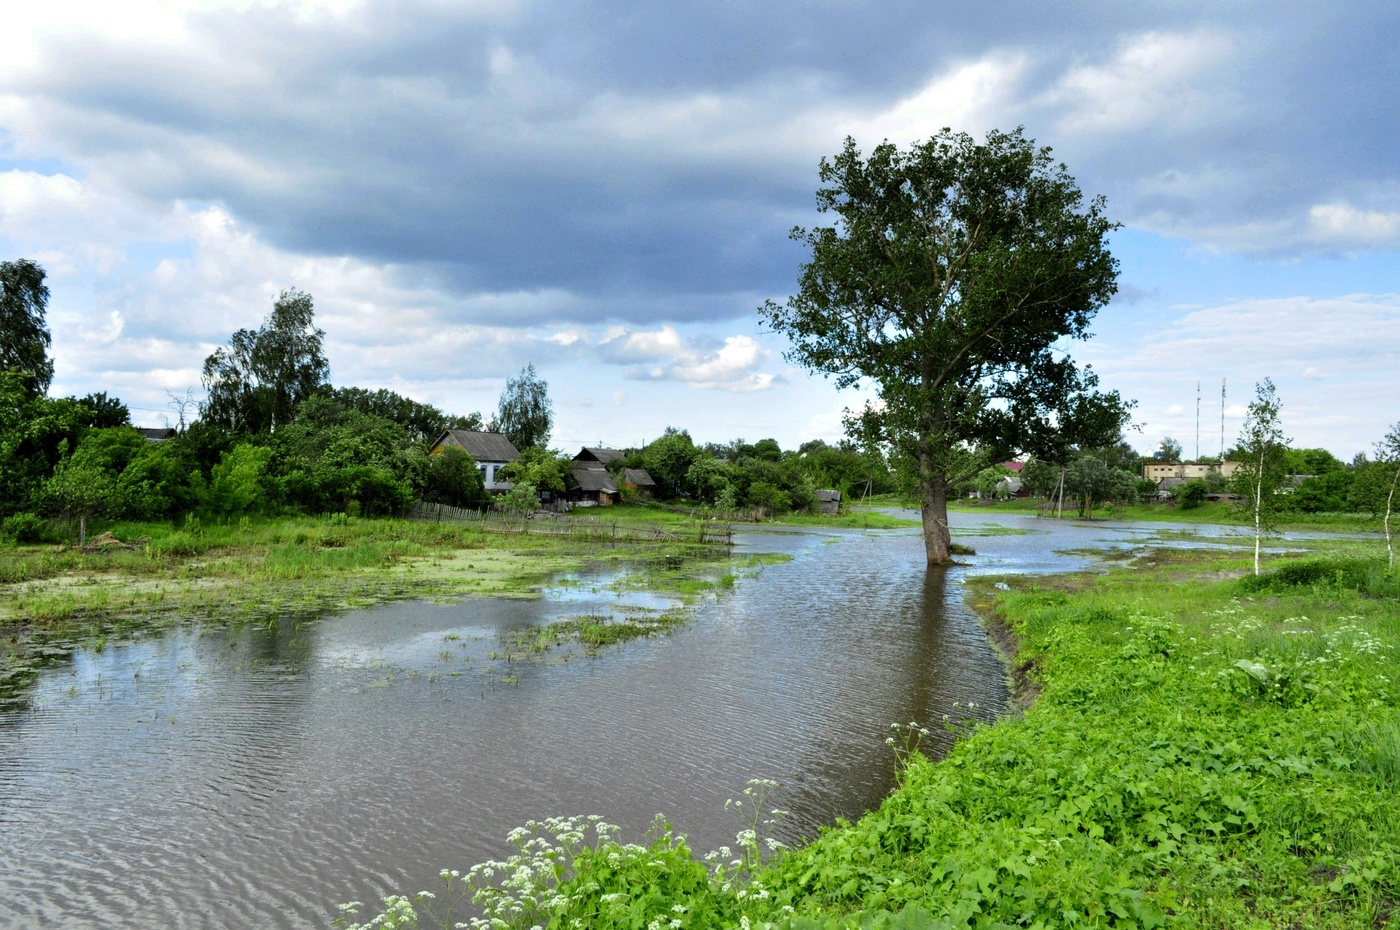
[569,464,619,506]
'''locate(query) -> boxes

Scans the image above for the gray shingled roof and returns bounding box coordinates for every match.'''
[436,429,521,463]
[571,464,617,493]
[623,468,656,487]
[577,447,626,464]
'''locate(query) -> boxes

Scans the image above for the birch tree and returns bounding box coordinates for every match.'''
[1378,422,1400,571]
[1231,379,1289,575]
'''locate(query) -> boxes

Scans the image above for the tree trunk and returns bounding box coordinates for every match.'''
[1385,463,1398,572]
[918,470,952,565]
[1253,449,1264,576]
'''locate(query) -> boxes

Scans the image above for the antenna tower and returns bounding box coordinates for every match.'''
[1195,381,1201,461]
[1220,378,1226,459]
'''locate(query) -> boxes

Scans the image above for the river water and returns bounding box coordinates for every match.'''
[0,511,1258,929]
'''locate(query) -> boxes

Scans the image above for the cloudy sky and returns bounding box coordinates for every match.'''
[2,0,1396,457]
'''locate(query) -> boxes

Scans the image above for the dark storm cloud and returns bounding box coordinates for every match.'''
[8,0,1399,325]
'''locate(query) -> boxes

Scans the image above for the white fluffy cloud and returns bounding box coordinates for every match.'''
[598,326,774,392]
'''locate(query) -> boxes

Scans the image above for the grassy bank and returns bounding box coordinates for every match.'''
[346,535,1400,930]
[951,496,1385,533]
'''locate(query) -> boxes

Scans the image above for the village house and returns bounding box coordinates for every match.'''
[570,447,658,501]
[428,429,521,493]
[574,447,626,467]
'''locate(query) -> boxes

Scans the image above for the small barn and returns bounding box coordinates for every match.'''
[816,489,842,514]
[569,464,618,506]
[622,468,657,493]
[429,429,521,493]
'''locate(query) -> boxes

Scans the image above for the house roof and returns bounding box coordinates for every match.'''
[135,427,176,441]
[571,464,618,493]
[1001,460,1024,473]
[434,429,521,463]
[576,446,626,464]
[623,468,656,487]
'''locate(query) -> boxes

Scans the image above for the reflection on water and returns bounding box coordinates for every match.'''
[0,511,1263,929]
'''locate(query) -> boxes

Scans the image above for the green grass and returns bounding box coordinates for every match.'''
[952,496,1386,533]
[348,534,1400,930]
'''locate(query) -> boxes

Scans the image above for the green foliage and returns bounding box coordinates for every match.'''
[1289,470,1355,513]
[493,363,553,451]
[1175,479,1207,509]
[0,258,53,398]
[75,391,130,429]
[497,446,570,495]
[1238,555,1398,597]
[0,371,89,516]
[273,395,418,516]
[498,481,540,513]
[1063,455,1137,516]
[2,512,53,543]
[1019,459,1061,498]
[760,128,1130,562]
[645,429,701,497]
[201,288,330,434]
[1283,447,1345,476]
[1232,379,1290,574]
[422,446,487,509]
[322,385,480,444]
[204,443,275,517]
[1154,436,1182,462]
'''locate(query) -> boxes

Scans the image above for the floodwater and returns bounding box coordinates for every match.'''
[0,511,1256,929]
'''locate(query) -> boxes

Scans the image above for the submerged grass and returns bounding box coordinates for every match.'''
[0,513,767,707]
[344,535,1400,930]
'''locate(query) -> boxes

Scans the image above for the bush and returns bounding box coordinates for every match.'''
[1175,479,1207,509]
[2,512,53,543]
[1239,556,1397,596]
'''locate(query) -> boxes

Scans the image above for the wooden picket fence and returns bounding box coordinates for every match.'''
[407,502,733,546]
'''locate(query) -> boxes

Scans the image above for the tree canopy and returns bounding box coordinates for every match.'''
[761,129,1131,564]
[0,259,54,399]
[493,363,553,451]
[201,289,329,433]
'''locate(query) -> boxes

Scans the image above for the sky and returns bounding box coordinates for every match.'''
[1,0,1396,459]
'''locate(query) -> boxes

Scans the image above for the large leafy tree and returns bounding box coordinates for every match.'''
[761,129,1131,564]
[0,259,54,398]
[493,363,553,451]
[201,289,329,434]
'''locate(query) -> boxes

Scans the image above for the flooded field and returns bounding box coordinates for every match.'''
[0,511,1261,929]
